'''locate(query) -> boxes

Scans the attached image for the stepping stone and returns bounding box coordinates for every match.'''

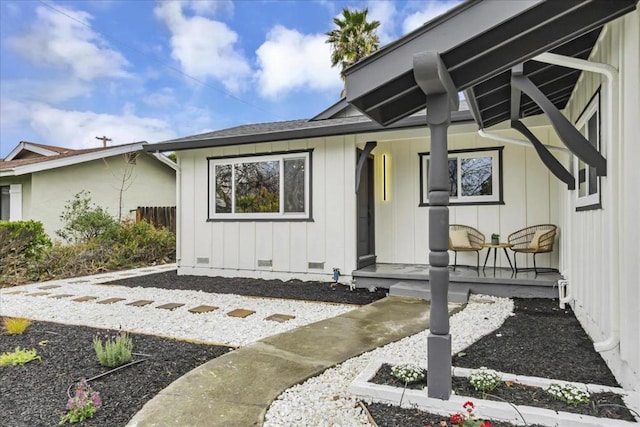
[97,298,126,305]
[29,292,50,296]
[49,294,75,299]
[127,300,154,307]
[119,273,135,276]
[188,305,219,314]
[227,308,255,318]
[69,280,88,284]
[73,296,98,302]
[6,290,27,294]
[156,303,184,311]
[39,285,61,290]
[265,314,295,323]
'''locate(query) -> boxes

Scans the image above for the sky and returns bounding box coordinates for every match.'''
[0,0,461,158]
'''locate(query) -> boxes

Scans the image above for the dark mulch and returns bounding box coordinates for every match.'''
[453,298,619,387]
[0,321,231,427]
[108,270,388,305]
[364,298,634,426]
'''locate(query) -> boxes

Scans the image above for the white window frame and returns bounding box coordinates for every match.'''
[208,151,311,221]
[420,147,503,206]
[1,184,22,221]
[574,91,601,210]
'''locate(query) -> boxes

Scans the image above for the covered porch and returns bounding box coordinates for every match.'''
[352,262,562,303]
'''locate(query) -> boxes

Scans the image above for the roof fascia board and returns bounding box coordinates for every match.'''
[344,0,541,101]
[310,99,349,120]
[144,111,474,152]
[4,142,59,161]
[148,152,178,171]
[7,143,146,176]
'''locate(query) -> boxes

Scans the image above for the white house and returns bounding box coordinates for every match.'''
[145,0,639,393]
[0,141,176,238]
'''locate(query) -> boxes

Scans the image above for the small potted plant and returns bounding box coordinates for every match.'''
[491,233,500,245]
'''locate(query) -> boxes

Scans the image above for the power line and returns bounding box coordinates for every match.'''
[34,0,284,121]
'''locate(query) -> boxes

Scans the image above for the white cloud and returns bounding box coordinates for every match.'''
[255,26,342,99]
[11,102,177,148]
[186,0,233,17]
[7,6,129,81]
[142,87,177,108]
[154,1,250,92]
[1,79,91,104]
[402,1,461,34]
[367,0,398,45]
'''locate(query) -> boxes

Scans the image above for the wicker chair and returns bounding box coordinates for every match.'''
[449,224,485,270]
[508,224,557,274]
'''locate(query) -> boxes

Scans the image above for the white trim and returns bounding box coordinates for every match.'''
[150,151,179,171]
[208,152,311,220]
[1,143,147,177]
[4,142,60,161]
[9,183,22,221]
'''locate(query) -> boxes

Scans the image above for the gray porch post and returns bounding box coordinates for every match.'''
[413,51,459,400]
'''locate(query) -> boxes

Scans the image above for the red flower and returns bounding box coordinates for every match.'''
[480,421,492,427]
[463,400,475,411]
[450,413,464,425]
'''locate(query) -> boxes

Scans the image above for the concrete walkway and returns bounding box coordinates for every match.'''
[128,296,459,426]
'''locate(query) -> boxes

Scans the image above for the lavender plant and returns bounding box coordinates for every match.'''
[59,379,101,425]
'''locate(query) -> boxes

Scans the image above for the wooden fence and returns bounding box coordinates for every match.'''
[136,206,176,233]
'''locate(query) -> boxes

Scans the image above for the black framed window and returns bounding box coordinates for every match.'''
[419,147,504,206]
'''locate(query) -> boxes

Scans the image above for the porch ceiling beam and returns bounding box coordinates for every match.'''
[510,64,524,121]
[511,120,575,190]
[511,74,607,176]
[356,141,377,192]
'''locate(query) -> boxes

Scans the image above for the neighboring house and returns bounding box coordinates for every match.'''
[145,0,639,393]
[0,141,176,238]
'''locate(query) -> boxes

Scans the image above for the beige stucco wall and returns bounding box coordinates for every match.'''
[26,152,175,238]
[560,9,639,391]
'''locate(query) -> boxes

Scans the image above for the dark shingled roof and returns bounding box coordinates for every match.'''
[144,110,474,153]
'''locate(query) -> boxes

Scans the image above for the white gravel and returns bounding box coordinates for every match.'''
[0,280,354,347]
[263,295,514,426]
[0,267,515,426]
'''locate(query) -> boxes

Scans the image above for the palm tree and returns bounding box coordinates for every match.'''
[326,8,381,83]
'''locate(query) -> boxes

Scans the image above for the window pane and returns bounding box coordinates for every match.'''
[283,158,305,213]
[0,186,9,221]
[234,161,280,213]
[448,159,458,197]
[578,160,587,197]
[587,115,598,195]
[215,165,232,213]
[461,157,492,196]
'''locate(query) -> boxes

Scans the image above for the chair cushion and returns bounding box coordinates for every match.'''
[529,230,548,250]
[450,230,472,248]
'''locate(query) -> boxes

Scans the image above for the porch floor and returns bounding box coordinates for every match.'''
[352,263,563,302]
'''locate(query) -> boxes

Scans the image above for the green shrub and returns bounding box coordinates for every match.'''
[0,220,51,285]
[93,332,133,368]
[0,347,41,366]
[56,191,118,244]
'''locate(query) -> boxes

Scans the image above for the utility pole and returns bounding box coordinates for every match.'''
[95,135,112,147]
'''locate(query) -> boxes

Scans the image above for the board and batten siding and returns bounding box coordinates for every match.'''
[559,9,639,391]
[372,126,563,271]
[177,136,358,282]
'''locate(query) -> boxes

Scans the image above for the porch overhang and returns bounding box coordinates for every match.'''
[344,0,637,129]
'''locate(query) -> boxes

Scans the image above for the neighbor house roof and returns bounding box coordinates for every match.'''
[144,107,474,153]
[1,141,177,177]
[344,0,638,127]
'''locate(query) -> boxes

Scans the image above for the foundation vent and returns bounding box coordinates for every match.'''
[308,262,324,269]
[196,257,209,264]
[257,259,272,267]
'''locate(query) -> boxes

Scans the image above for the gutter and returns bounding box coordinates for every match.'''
[533,52,620,353]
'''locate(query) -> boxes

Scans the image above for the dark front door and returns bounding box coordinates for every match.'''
[356,150,376,268]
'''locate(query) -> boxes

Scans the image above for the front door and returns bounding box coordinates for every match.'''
[356,149,376,268]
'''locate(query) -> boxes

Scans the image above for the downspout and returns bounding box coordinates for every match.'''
[533,52,619,353]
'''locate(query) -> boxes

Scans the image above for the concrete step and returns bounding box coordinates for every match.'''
[389,281,470,304]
